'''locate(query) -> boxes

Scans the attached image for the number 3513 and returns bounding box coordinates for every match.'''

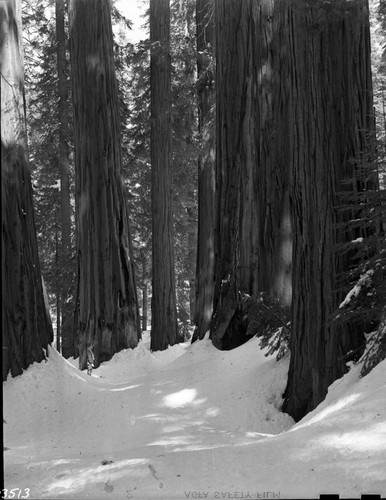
[1,489,30,499]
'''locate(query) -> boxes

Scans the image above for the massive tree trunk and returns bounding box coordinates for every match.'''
[283,0,374,421]
[68,0,141,369]
[192,0,216,342]
[1,0,53,381]
[56,0,73,358]
[211,0,292,349]
[150,0,178,351]
[213,0,373,416]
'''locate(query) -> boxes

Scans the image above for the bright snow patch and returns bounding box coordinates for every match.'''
[339,269,374,308]
[3,333,386,499]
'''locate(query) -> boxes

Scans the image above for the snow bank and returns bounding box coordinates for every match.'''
[3,335,386,499]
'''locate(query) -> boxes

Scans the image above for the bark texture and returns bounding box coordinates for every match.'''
[192,0,216,342]
[141,251,148,331]
[283,0,374,421]
[68,0,140,369]
[1,0,53,381]
[150,0,178,351]
[212,0,292,349]
[212,0,373,418]
[56,0,73,358]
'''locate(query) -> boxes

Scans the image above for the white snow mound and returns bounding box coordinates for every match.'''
[3,333,386,499]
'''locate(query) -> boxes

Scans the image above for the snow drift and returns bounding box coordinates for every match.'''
[3,334,386,499]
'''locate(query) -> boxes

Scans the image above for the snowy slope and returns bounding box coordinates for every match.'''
[3,334,386,499]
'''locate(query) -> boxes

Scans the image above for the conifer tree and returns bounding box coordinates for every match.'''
[119,1,198,339]
[211,0,292,350]
[1,0,53,380]
[23,0,76,356]
[192,0,215,342]
[284,0,375,420]
[150,0,179,350]
[212,0,375,421]
[68,0,141,369]
[56,0,73,357]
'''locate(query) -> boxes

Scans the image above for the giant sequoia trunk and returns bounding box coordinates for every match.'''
[1,0,53,380]
[192,0,216,342]
[150,0,178,351]
[211,0,292,349]
[283,0,374,421]
[68,0,140,369]
[56,0,73,358]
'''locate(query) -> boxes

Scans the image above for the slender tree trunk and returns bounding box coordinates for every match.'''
[187,196,196,325]
[141,252,148,331]
[56,293,61,352]
[142,284,148,332]
[56,0,73,358]
[150,0,178,351]
[68,0,141,369]
[1,0,53,380]
[211,0,292,349]
[283,0,374,421]
[192,0,216,342]
[55,222,61,352]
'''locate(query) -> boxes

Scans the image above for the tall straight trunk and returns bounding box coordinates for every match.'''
[283,0,374,421]
[187,195,196,325]
[1,0,53,380]
[68,0,141,369]
[150,0,178,351]
[142,284,148,332]
[141,252,148,331]
[192,0,216,342]
[56,0,73,358]
[56,293,61,352]
[55,222,61,352]
[212,0,292,349]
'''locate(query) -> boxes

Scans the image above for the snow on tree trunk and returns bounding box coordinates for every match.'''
[150,0,178,351]
[1,0,53,381]
[68,0,141,369]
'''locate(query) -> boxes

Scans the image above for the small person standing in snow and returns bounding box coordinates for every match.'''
[87,345,95,376]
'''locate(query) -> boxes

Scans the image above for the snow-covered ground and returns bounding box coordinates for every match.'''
[3,333,386,499]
